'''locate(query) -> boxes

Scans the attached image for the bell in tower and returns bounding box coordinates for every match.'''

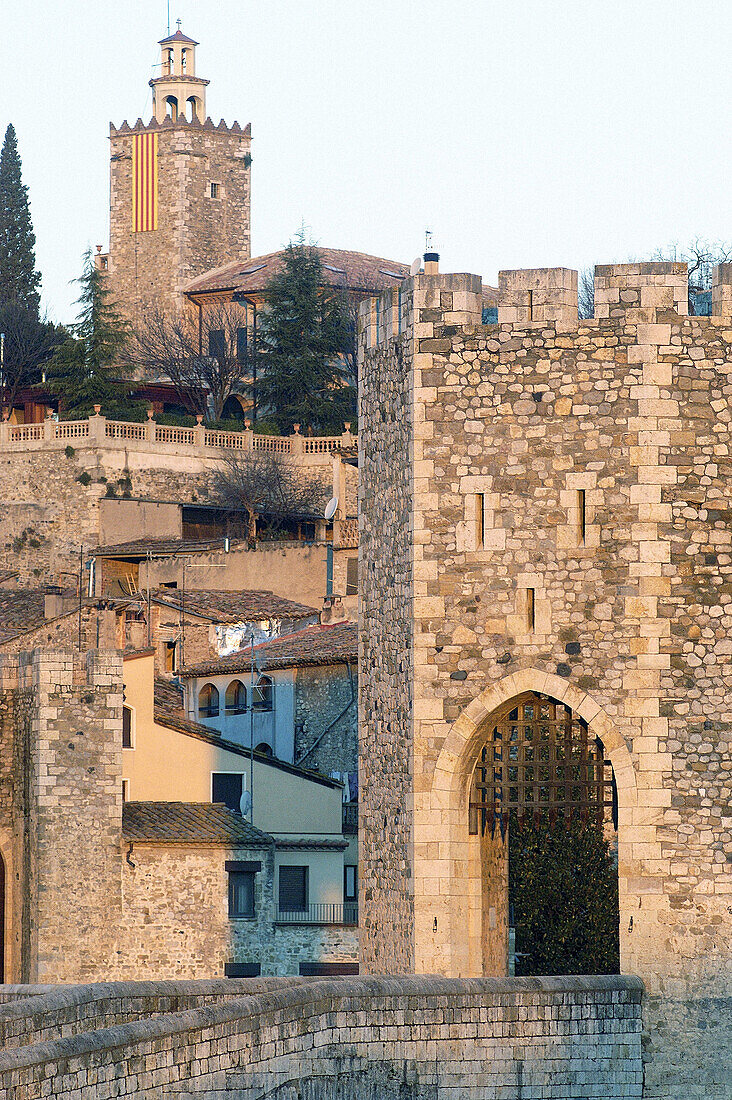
[150,23,209,123]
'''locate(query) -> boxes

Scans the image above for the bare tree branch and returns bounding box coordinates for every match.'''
[212,450,327,545]
[124,302,251,421]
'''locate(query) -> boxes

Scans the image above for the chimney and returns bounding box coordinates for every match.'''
[321,595,348,625]
[423,251,440,275]
[44,585,65,620]
[423,228,439,275]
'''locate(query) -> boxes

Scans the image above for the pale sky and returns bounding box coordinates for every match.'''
[2,0,731,324]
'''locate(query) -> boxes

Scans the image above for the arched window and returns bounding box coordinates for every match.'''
[165,48,174,74]
[181,48,188,71]
[255,741,273,757]
[165,95,178,120]
[122,705,133,749]
[198,683,220,719]
[225,680,247,715]
[252,675,273,712]
[186,96,200,122]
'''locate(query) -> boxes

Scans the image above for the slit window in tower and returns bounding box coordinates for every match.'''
[476,493,485,549]
[578,489,586,544]
[527,588,535,632]
[528,289,534,320]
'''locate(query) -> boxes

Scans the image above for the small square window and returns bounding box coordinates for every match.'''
[209,182,221,198]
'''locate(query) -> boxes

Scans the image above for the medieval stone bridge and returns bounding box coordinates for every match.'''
[0,975,643,1099]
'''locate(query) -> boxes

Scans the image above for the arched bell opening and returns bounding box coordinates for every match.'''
[165,95,179,121]
[468,691,619,977]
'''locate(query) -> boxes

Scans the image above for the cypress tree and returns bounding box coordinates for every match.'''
[0,124,41,314]
[256,236,356,434]
[48,248,138,418]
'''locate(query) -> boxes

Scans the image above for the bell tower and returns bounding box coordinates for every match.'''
[107,25,251,324]
[150,25,208,123]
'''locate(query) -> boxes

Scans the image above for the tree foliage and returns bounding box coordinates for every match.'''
[0,124,42,314]
[509,813,619,976]
[47,248,136,418]
[256,237,356,434]
[0,301,62,412]
[125,301,249,422]
[213,450,326,544]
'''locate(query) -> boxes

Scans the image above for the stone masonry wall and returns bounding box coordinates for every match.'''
[293,663,358,775]
[359,263,732,1100]
[0,446,215,582]
[358,286,416,975]
[108,119,251,323]
[0,975,643,1100]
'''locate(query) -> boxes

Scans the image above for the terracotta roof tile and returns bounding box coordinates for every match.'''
[181,621,357,676]
[0,588,77,643]
[152,588,319,624]
[122,801,272,845]
[185,247,409,298]
[94,537,236,559]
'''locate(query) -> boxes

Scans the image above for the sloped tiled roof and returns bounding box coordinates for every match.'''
[122,801,272,845]
[0,588,77,643]
[185,247,409,298]
[94,537,236,559]
[159,29,198,45]
[152,588,318,624]
[181,622,358,677]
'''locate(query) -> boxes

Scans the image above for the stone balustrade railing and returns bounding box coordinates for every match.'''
[0,410,356,458]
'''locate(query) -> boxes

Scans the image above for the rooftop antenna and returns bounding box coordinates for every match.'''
[167,0,170,36]
[425,228,433,253]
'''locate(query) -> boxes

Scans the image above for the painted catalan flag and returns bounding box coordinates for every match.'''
[131,132,158,233]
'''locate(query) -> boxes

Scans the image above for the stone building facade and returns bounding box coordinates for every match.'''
[0,650,357,984]
[359,262,732,1100]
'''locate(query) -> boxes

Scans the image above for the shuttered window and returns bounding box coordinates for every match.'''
[279,865,308,911]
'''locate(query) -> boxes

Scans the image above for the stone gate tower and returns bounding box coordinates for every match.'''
[359,261,732,1100]
[107,27,251,323]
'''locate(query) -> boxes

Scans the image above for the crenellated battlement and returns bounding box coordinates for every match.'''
[110,116,251,137]
[360,260,732,352]
[0,649,122,694]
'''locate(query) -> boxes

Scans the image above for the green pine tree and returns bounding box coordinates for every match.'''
[47,248,139,419]
[509,812,619,976]
[0,124,41,314]
[255,236,356,434]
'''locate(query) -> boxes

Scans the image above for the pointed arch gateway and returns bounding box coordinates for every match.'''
[418,669,637,978]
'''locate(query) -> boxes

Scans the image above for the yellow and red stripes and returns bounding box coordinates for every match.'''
[131,133,158,232]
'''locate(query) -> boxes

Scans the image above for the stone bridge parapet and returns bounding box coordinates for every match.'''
[0,975,643,1099]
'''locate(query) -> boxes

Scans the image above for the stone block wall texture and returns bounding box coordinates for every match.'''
[0,445,215,582]
[0,651,124,983]
[0,975,643,1100]
[294,663,358,774]
[358,264,732,1100]
[108,119,251,323]
[358,294,415,975]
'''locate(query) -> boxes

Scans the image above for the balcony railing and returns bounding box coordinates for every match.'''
[275,902,358,926]
[342,803,358,834]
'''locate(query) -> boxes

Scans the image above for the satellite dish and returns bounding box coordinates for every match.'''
[324,497,339,521]
[410,256,422,276]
